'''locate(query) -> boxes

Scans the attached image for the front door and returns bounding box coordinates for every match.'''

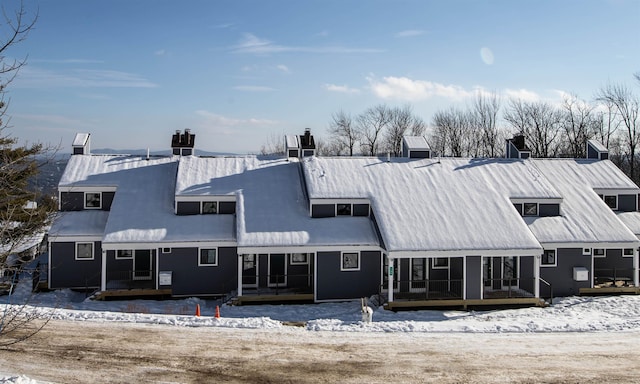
[268,254,287,287]
[242,254,258,288]
[133,250,152,280]
[410,258,427,292]
[502,256,518,289]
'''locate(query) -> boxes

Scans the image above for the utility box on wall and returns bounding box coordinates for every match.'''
[573,267,589,282]
[159,271,172,286]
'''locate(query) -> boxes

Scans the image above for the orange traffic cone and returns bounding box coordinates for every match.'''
[195,304,201,317]
[215,305,220,319]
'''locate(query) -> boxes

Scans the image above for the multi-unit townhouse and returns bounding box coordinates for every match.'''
[46,130,640,309]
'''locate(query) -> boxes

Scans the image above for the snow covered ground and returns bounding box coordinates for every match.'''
[2,277,640,383]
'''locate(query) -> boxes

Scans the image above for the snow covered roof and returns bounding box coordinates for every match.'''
[176,156,379,249]
[402,136,429,150]
[588,139,608,153]
[529,159,639,245]
[303,157,549,255]
[49,211,109,238]
[285,135,299,149]
[72,133,90,147]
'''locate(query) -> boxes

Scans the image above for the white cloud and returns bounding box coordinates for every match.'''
[233,85,275,92]
[154,49,166,56]
[232,33,383,54]
[395,30,426,38]
[195,110,278,133]
[276,64,290,73]
[14,67,158,88]
[504,88,541,102]
[324,84,360,94]
[367,76,474,101]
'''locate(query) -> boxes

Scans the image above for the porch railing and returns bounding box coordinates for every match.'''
[483,278,536,299]
[106,270,155,290]
[241,274,313,295]
[593,268,635,287]
[381,279,464,301]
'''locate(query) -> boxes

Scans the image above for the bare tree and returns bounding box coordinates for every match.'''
[473,91,503,157]
[258,131,285,156]
[327,110,359,156]
[559,94,600,158]
[357,104,391,156]
[431,107,475,157]
[596,82,640,180]
[383,105,426,157]
[504,99,563,158]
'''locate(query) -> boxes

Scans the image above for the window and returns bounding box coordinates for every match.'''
[84,192,101,209]
[199,249,218,266]
[341,252,360,271]
[76,242,94,260]
[624,248,635,257]
[541,250,556,266]
[432,257,449,269]
[290,253,309,265]
[162,248,172,254]
[604,195,618,210]
[593,248,605,257]
[337,204,352,216]
[202,201,217,214]
[523,203,538,216]
[116,250,133,259]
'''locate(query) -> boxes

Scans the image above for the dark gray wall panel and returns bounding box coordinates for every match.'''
[539,204,560,217]
[353,204,370,217]
[219,201,236,214]
[176,202,200,215]
[520,256,535,293]
[102,192,115,211]
[311,204,335,218]
[466,256,482,299]
[60,192,84,211]
[618,195,637,212]
[539,248,590,297]
[159,247,238,295]
[594,249,634,280]
[50,241,102,289]
[316,251,381,300]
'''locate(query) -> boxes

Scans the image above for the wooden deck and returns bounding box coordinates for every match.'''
[92,288,172,301]
[384,297,547,311]
[579,286,640,296]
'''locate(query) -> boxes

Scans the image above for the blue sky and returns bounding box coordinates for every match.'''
[4,0,639,154]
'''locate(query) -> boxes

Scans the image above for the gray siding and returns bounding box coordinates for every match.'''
[219,201,236,214]
[60,192,84,211]
[594,249,634,280]
[316,251,381,301]
[50,241,102,289]
[159,247,238,296]
[311,204,335,218]
[176,201,200,215]
[102,192,115,211]
[520,256,535,293]
[618,194,637,212]
[288,258,313,289]
[539,204,560,217]
[539,248,591,297]
[466,256,482,300]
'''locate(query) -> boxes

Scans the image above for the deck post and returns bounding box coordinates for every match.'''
[237,254,243,297]
[534,254,540,298]
[101,249,107,291]
[387,255,394,303]
[634,249,639,288]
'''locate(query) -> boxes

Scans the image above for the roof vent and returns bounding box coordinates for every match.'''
[505,134,531,159]
[72,133,91,155]
[401,136,431,159]
[586,140,608,160]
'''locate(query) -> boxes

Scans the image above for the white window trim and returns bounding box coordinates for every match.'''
[593,248,606,258]
[431,257,449,269]
[541,249,557,267]
[289,253,309,265]
[198,248,218,266]
[341,252,360,271]
[84,192,102,210]
[115,249,133,260]
[75,242,94,260]
[623,248,635,257]
[582,248,591,256]
[162,248,172,254]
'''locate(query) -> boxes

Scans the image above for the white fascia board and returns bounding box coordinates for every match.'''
[538,241,640,249]
[387,248,543,259]
[510,198,563,204]
[49,235,103,243]
[237,245,380,254]
[309,198,371,205]
[58,185,118,193]
[102,241,237,251]
[593,188,640,195]
[175,195,237,202]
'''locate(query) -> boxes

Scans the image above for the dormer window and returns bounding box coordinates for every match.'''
[603,195,618,210]
[85,192,101,209]
[523,203,538,216]
[202,201,217,214]
[337,204,352,216]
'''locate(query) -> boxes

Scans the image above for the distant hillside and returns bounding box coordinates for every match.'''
[92,148,237,157]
